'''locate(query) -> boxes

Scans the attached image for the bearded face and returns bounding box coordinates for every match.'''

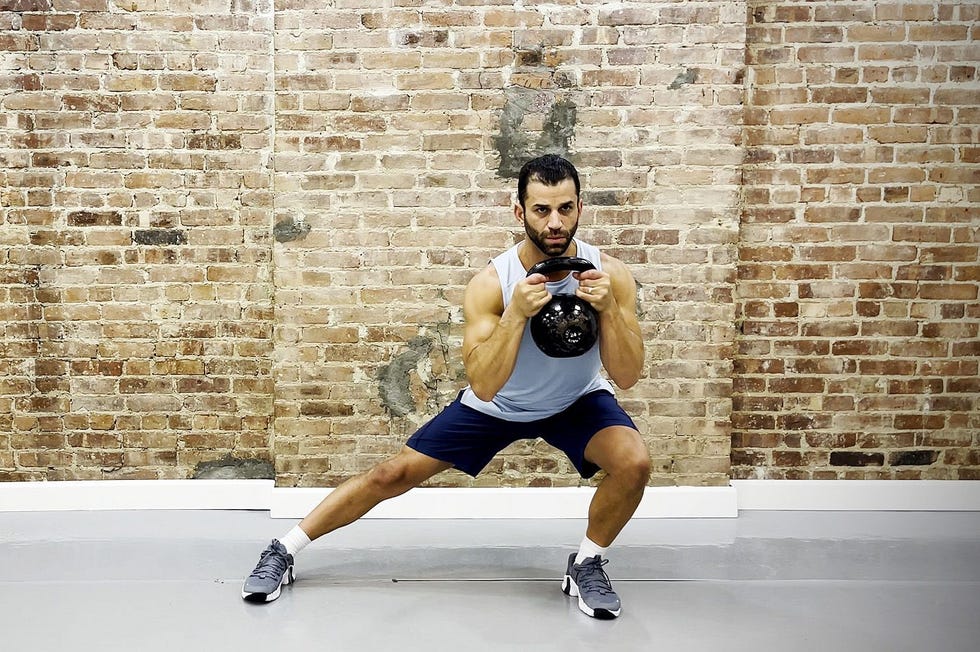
[517,178,581,258]
[524,213,579,257]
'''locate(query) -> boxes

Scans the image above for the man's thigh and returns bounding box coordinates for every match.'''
[406,397,533,477]
[540,390,638,478]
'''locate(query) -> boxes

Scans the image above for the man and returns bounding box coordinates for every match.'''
[242,154,650,619]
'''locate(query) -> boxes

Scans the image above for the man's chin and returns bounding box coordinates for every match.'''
[541,241,570,256]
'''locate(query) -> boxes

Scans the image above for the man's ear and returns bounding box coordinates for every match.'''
[513,202,524,224]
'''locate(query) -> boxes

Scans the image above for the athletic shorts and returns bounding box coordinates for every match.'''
[405,390,637,479]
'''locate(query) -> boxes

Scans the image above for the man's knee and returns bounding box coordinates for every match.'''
[365,449,442,496]
[605,439,651,488]
[365,457,415,495]
[620,448,651,487]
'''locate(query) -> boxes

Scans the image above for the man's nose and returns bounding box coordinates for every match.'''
[547,210,563,229]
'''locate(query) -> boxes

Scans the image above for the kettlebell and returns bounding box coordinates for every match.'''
[526,256,599,358]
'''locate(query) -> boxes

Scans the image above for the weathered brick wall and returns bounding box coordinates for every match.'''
[1,0,742,486]
[271,1,743,488]
[735,1,979,479]
[0,0,276,480]
[3,1,975,488]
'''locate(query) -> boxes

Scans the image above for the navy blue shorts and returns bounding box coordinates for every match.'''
[405,390,637,479]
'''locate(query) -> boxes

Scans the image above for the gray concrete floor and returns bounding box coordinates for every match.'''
[1,510,979,651]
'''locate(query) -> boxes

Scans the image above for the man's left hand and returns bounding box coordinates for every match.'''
[574,269,615,312]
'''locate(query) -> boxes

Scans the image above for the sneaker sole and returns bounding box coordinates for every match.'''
[242,565,294,603]
[562,573,621,620]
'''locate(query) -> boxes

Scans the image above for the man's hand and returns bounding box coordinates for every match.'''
[510,273,552,319]
[574,269,615,312]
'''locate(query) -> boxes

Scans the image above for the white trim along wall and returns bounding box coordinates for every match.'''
[1,480,979,516]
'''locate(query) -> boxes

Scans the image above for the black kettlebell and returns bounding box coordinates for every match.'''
[526,256,599,358]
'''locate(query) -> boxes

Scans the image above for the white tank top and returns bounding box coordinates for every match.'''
[460,239,613,422]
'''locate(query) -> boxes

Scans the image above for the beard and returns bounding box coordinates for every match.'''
[525,219,578,257]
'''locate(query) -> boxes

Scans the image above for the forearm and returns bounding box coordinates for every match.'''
[598,308,644,389]
[464,306,527,400]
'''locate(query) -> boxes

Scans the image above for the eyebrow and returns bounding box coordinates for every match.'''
[532,201,575,209]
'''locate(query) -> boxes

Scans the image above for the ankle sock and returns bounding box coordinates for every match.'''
[575,536,609,564]
[279,525,312,557]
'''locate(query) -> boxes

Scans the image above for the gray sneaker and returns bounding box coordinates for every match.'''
[561,553,621,619]
[242,540,294,603]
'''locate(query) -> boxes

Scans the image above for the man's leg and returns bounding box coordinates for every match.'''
[582,425,651,547]
[299,446,452,540]
[243,447,451,602]
[562,425,650,619]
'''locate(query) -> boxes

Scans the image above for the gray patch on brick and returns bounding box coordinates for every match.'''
[377,336,432,417]
[554,71,577,88]
[584,190,621,206]
[669,68,699,89]
[494,88,578,179]
[193,455,275,480]
[538,97,577,152]
[133,229,186,246]
[273,217,312,243]
[494,93,533,178]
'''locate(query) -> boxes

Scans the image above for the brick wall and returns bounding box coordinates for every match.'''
[270,1,743,487]
[0,0,276,479]
[1,1,975,487]
[736,0,979,479]
[1,0,742,486]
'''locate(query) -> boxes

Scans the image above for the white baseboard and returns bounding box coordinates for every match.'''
[1,479,978,515]
[733,480,980,511]
[269,485,738,519]
[0,479,274,512]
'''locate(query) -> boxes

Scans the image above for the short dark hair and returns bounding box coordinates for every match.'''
[517,154,580,208]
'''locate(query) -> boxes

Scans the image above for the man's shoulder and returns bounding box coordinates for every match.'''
[466,262,501,294]
[463,263,504,315]
[598,250,627,271]
[596,251,636,288]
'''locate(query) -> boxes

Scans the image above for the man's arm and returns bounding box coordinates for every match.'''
[461,265,550,401]
[576,254,644,389]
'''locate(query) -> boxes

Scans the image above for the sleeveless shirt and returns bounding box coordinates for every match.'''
[460,239,614,422]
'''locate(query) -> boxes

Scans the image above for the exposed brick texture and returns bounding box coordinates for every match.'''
[1,1,976,487]
[736,0,979,480]
[0,1,276,480]
[271,0,743,488]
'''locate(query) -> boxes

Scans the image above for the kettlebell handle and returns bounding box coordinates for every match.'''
[526,256,596,278]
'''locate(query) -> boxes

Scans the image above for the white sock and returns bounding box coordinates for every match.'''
[279,525,312,557]
[575,536,609,564]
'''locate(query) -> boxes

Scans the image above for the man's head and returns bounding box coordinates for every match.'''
[517,154,581,210]
[515,155,582,257]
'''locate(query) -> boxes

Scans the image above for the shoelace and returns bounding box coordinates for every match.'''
[576,557,615,595]
[250,544,289,580]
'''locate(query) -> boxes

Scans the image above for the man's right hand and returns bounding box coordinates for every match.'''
[510,273,552,319]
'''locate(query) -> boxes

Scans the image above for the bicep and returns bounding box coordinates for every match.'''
[461,269,504,360]
[607,258,641,329]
